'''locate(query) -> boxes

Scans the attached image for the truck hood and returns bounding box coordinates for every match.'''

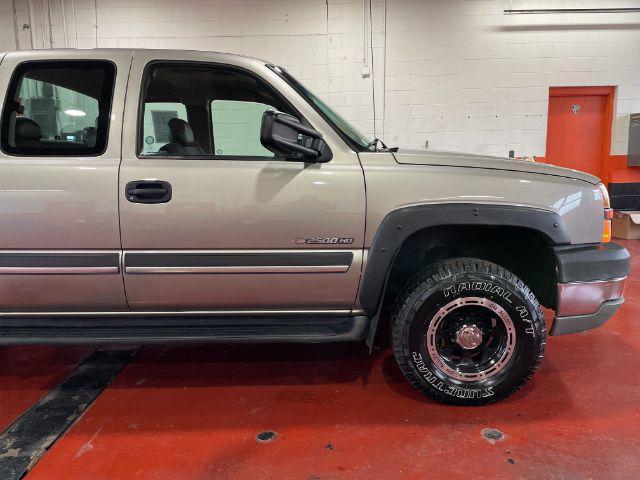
[393,149,601,185]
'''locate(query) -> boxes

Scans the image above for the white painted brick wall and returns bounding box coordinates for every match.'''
[1,0,640,157]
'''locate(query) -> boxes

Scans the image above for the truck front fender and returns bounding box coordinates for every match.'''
[360,203,570,347]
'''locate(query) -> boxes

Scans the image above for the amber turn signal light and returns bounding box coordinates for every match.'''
[603,218,612,243]
[597,183,612,243]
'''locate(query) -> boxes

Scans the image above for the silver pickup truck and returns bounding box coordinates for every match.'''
[0,49,630,405]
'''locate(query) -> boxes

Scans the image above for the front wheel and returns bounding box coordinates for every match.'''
[392,258,546,406]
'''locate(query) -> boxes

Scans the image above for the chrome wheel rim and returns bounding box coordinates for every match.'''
[426,297,516,382]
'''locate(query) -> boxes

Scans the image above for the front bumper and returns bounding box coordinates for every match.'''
[552,242,630,335]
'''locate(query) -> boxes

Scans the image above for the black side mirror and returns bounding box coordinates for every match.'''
[260,110,331,162]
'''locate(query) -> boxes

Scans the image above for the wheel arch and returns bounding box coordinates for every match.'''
[360,203,568,348]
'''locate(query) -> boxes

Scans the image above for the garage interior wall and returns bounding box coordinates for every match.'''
[1,0,640,181]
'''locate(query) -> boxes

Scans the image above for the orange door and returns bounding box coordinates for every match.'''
[546,90,609,178]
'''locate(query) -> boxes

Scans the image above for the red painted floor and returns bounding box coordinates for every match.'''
[9,240,640,479]
[0,346,92,432]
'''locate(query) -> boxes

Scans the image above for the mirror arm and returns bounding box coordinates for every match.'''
[276,115,323,140]
[272,134,319,159]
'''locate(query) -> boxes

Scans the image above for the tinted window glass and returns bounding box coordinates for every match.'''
[141,102,188,154]
[139,63,296,158]
[1,61,116,156]
[211,100,273,156]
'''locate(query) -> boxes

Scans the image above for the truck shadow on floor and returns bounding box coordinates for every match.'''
[2,325,638,433]
[97,340,613,426]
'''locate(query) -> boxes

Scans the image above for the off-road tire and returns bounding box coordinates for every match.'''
[392,257,546,406]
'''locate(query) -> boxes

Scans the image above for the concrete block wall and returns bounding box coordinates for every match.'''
[1,0,640,158]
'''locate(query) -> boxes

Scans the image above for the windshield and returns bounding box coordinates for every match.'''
[269,66,372,151]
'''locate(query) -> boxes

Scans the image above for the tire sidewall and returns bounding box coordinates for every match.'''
[400,268,543,402]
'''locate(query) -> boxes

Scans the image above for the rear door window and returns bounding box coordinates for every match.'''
[0,60,116,156]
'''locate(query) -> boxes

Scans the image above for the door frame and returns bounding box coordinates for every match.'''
[545,86,615,183]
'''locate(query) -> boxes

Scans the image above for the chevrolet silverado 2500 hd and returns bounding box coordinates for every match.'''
[0,49,630,405]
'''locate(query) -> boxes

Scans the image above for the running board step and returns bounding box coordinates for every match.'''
[0,315,369,345]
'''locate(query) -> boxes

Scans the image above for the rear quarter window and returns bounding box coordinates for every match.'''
[0,60,116,157]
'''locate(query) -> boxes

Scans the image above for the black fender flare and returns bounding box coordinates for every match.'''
[360,203,570,347]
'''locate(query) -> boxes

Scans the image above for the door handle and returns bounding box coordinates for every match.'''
[125,180,172,204]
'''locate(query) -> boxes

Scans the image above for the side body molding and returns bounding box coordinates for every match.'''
[359,203,570,319]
